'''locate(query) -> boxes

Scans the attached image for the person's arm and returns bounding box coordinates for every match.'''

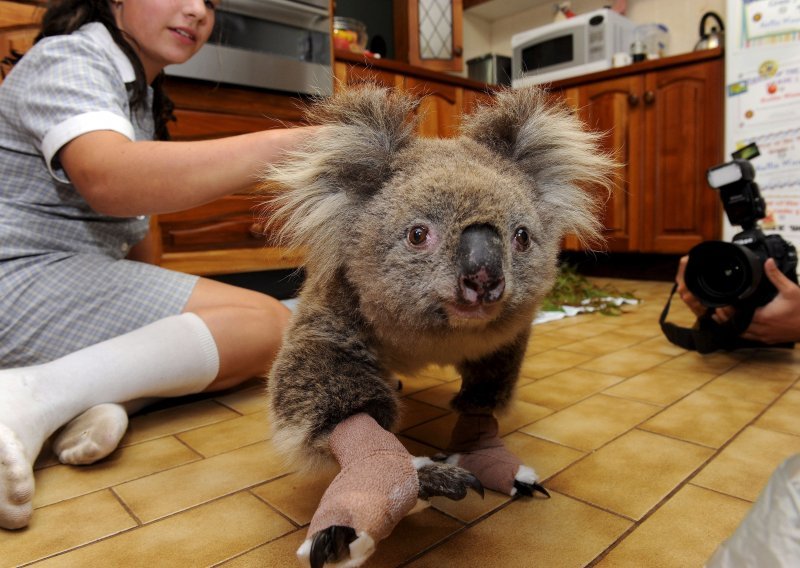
[740,258,800,344]
[58,125,318,217]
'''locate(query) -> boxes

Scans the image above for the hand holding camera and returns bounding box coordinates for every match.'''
[662,143,800,352]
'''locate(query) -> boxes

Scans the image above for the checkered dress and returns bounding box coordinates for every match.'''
[0,23,197,367]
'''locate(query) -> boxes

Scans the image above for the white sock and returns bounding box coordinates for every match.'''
[0,313,219,529]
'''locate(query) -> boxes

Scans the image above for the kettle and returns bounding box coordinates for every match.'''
[695,11,724,51]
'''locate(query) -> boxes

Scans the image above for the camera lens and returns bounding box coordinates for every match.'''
[684,241,763,307]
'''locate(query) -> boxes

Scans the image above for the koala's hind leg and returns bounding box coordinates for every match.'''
[446,331,550,498]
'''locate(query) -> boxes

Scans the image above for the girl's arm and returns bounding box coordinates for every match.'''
[58,125,318,217]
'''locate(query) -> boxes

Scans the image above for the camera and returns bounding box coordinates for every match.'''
[683,144,797,312]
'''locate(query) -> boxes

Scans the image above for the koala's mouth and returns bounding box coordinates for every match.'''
[443,301,503,324]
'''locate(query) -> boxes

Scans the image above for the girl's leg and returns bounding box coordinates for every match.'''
[0,278,290,530]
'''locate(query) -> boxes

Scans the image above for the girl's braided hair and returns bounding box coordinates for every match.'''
[24,0,176,140]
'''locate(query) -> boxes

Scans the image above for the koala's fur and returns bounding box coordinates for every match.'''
[261,85,612,471]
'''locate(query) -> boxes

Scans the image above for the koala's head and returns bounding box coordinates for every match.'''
[262,85,613,334]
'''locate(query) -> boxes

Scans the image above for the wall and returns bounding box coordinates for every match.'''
[463,0,726,67]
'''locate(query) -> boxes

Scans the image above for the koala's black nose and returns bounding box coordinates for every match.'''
[457,224,505,305]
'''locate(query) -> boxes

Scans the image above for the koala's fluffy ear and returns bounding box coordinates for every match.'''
[461,87,614,247]
[260,85,418,272]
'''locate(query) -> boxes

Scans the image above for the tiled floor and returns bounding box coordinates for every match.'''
[3,278,799,567]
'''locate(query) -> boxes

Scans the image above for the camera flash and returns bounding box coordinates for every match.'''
[708,162,744,188]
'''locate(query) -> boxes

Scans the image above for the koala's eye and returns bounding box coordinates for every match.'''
[514,227,531,251]
[408,225,429,246]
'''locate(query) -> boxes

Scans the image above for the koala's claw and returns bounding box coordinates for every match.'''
[514,479,551,499]
[309,525,357,568]
[415,457,485,501]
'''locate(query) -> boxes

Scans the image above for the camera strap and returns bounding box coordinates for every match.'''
[658,283,788,353]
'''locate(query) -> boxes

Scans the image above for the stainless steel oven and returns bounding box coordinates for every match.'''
[166,0,332,96]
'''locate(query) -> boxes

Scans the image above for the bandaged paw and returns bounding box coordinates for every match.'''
[445,413,548,498]
[52,403,129,465]
[298,413,419,568]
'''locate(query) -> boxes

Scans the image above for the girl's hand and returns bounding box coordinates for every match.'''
[740,258,800,344]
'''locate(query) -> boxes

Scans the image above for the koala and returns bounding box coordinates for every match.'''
[260,85,613,568]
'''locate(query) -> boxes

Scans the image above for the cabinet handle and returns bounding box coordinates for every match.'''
[628,93,640,107]
[644,91,656,105]
[249,222,266,238]
[453,46,463,57]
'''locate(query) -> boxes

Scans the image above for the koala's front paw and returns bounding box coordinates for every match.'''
[444,413,550,499]
[413,456,484,501]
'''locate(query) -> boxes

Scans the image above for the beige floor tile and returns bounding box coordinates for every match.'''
[217,529,307,567]
[700,362,798,405]
[515,368,626,410]
[503,432,586,481]
[756,388,800,436]
[596,485,751,568]
[547,429,713,520]
[214,382,268,415]
[640,390,766,448]
[33,437,200,508]
[658,351,746,376]
[403,413,458,450]
[114,440,292,523]
[31,492,294,567]
[431,488,511,524]
[177,410,272,457]
[521,349,596,379]
[407,492,631,568]
[692,426,800,502]
[578,348,673,378]
[604,366,718,406]
[520,394,660,451]
[416,364,460,381]
[361,508,465,567]
[497,399,553,433]
[557,329,647,356]
[252,470,337,526]
[525,331,580,354]
[748,348,800,372]
[222,508,464,568]
[544,321,620,341]
[396,372,447,396]
[397,398,449,432]
[631,334,688,356]
[123,400,240,446]
[0,490,136,567]
[408,381,461,409]
[397,435,440,458]
[403,401,551,451]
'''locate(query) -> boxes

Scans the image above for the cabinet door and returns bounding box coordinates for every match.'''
[641,59,723,252]
[394,0,463,72]
[578,75,644,252]
[334,61,404,90]
[406,76,462,138]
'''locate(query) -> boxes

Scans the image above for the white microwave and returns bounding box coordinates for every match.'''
[512,9,635,87]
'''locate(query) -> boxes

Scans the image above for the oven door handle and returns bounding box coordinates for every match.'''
[222,0,329,21]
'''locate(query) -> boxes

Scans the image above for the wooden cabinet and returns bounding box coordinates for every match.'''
[0,0,43,82]
[393,0,463,73]
[334,49,492,139]
[149,77,309,275]
[559,49,724,254]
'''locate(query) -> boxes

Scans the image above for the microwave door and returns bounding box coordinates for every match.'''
[221,0,329,33]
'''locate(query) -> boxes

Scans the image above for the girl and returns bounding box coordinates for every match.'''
[0,0,316,529]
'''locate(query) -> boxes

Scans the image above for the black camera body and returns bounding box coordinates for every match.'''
[684,152,798,311]
[661,144,798,353]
